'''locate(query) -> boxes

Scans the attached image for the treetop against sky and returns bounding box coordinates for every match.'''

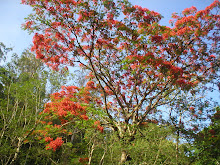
[0,0,215,56]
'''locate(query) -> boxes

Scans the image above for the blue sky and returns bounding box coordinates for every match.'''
[0,0,32,56]
[0,0,215,56]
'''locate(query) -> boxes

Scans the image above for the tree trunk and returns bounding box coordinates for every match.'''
[88,143,95,165]
[10,137,22,165]
[176,128,180,165]
[120,150,127,165]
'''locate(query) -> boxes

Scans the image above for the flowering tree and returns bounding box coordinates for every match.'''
[22,0,219,163]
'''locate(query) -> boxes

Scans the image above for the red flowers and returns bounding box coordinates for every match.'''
[151,35,163,44]
[86,81,96,89]
[94,121,104,133]
[46,137,64,151]
[190,107,195,111]
[45,136,53,142]
[79,157,89,163]
[182,6,197,15]
[209,55,216,58]
[80,114,89,120]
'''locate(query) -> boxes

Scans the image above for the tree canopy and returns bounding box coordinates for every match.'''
[20,0,220,163]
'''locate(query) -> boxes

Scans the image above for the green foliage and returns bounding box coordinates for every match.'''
[0,42,12,62]
[0,48,69,164]
[190,108,220,165]
[126,124,189,165]
[83,123,190,165]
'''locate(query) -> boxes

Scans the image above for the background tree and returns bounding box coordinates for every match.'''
[0,42,12,98]
[0,42,12,63]
[22,0,220,163]
[189,107,220,165]
[0,48,69,164]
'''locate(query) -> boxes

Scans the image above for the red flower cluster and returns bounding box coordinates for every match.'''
[182,6,197,15]
[94,121,104,133]
[86,81,96,89]
[151,35,163,44]
[45,136,53,142]
[79,157,89,163]
[46,137,64,151]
